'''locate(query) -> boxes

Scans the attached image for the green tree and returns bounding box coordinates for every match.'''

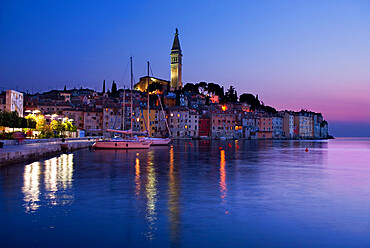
[239,93,261,110]
[62,120,77,132]
[111,80,117,96]
[51,120,63,133]
[224,86,238,102]
[183,83,196,93]
[26,117,36,129]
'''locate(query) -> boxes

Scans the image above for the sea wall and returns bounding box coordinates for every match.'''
[0,141,94,166]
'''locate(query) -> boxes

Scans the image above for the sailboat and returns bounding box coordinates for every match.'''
[92,57,151,149]
[142,61,171,146]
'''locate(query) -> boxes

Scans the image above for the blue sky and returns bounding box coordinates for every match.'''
[1,0,370,136]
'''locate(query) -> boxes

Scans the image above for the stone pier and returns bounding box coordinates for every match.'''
[0,140,94,166]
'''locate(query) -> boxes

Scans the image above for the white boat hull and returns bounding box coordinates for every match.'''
[92,140,151,149]
[143,138,172,146]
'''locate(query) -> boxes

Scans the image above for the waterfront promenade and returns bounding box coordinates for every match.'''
[0,139,94,166]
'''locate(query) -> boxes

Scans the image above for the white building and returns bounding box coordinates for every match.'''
[272,116,284,138]
[186,111,199,137]
[6,90,23,117]
[103,107,123,137]
[167,107,189,138]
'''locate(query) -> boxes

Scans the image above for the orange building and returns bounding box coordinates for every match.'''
[257,115,273,139]
[164,95,176,107]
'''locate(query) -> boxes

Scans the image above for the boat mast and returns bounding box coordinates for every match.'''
[147,61,150,137]
[130,56,133,139]
[122,87,125,131]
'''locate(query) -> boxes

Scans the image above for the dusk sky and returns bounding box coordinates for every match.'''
[1,0,369,136]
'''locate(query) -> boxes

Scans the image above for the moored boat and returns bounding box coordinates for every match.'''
[144,137,172,146]
[92,138,151,149]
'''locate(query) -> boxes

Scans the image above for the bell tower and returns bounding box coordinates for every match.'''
[170,28,182,90]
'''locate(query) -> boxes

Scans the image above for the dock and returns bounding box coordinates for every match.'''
[0,140,95,166]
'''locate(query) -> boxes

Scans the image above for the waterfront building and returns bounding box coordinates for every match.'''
[103,106,123,137]
[242,113,259,139]
[199,116,211,137]
[84,110,103,136]
[170,28,183,90]
[313,113,323,138]
[210,110,236,139]
[281,111,294,138]
[272,115,284,138]
[294,111,313,138]
[186,110,199,137]
[167,106,189,138]
[62,109,84,130]
[258,115,273,139]
[6,89,23,117]
[320,121,329,138]
[140,107,168,137]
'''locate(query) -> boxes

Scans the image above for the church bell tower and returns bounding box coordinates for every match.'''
[170,28,182,90]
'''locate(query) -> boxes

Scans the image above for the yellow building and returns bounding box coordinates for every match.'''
[139,109,157,137]
[134,76,170,92]
[139,108,169,137]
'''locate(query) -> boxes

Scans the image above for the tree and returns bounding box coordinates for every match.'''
[26,117,36,129]
[239,93,260,110]
[111,80,117,96]
[175,91,181,106]
[62,120,77,132]
[21,118,28,128]
[51,120,63,132]
[103,80,106,93]
[148,82,163,93]
[196,82,207,94]
[64,85,67,92]
[224,86,238,102]
[183,83,196,93]
[205,95,210,105]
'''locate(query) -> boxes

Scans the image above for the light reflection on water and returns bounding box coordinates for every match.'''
[1,139,370,247]
[22,153,74,213]
[219,149,227,204]
[144,150,158,241]
[168,145,181,245]
[22,162,41,212]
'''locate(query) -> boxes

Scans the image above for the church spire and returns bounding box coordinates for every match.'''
[170,28,183,90]
[171,28,182,54]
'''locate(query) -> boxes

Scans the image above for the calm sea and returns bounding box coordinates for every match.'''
[0,138,370,247]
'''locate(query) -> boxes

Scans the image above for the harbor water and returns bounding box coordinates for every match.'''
[0,138,370,247]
